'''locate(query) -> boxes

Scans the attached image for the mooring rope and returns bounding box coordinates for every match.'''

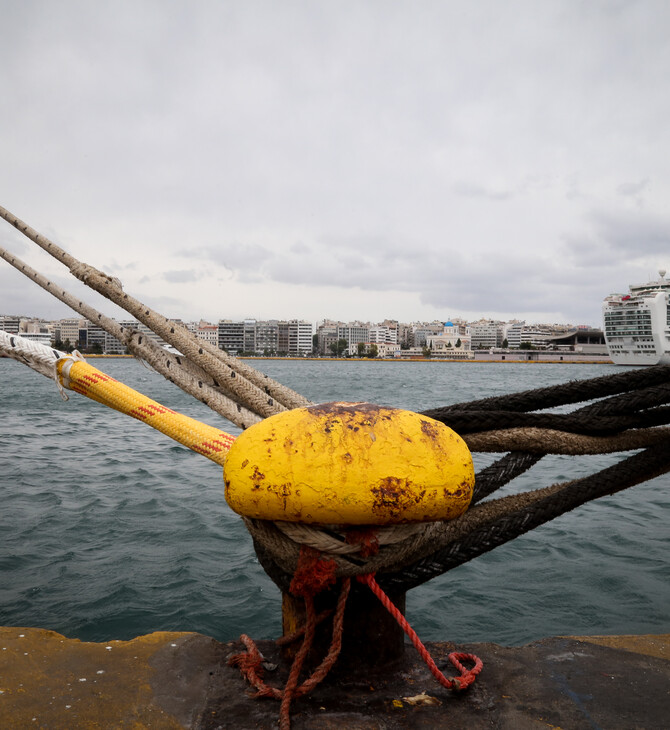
[0,332,236,465]
[243,362,670,593]
[0,204,311,416]
[465,425,670,454]
[0,248,261,429]
[250,442,670,593]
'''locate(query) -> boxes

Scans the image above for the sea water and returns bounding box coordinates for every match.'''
[0,358,668,646]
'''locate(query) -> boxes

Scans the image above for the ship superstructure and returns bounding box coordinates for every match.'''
[603,269,670,365]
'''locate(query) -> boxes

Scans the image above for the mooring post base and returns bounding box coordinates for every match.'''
[281,580,406,674]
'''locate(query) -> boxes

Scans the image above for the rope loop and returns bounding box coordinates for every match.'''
[355,572,483,692]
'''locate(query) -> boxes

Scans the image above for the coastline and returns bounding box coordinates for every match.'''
[79,353,614,364]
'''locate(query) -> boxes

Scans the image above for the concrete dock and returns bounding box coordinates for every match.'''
[1,627,668,728]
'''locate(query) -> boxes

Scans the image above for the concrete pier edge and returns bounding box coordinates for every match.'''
[1,626,668,729]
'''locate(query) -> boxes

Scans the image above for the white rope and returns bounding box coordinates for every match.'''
[0,330,75,398]
[273,520,426,556]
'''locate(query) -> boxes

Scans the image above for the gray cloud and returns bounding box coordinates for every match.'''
[163,269,202,284]
[2,1,670,327]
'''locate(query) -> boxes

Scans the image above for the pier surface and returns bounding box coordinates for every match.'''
[1,627,668,728]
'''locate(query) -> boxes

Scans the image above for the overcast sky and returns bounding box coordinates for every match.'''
[1,0,669,327]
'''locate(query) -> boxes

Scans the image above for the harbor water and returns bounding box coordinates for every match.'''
[1,358,668,647]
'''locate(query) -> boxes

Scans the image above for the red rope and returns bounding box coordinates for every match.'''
[229,547,351,730]
[356,572,483,691]
[230,551,482,729]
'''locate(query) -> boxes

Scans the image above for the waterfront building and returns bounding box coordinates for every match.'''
[374,342,401,358]
[427,321,472,354]
[218,320,244,354]
[315,320,340,355]
[503,321,525,349]
[337,322,369,355]
[280,319,313,356]
[51,318,85,348]
[0,315,21,334]
[470,320,503,349]
[242,319,257,354]
[13,330,52,346]
[196,321,218,347]
[411,322,444,347]
[255,320,279,355]
[369,324,398,345]
[546,328,607,354]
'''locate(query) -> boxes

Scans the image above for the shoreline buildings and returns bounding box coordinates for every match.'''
[1,314,606,358]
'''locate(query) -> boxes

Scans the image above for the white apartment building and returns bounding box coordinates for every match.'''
[287,320,313,356]
[503,321,525,349]
[255,320,279,354]
[0,315,21,334]
[368,325,398,345]
[520,325,554,349]
[470,320,504,349]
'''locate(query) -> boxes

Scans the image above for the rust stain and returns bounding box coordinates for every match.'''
[251,466,265,483]
[420,419,442,442]
[241,459,249,469]
[306,401,381,417]
[371,476,423,518]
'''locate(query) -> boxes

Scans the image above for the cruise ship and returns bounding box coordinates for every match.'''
[603,269,670,365]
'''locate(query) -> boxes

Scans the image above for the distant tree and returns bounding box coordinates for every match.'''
[422,346,432,358]
[519,341,534,350]
[367,344,378,358]
[357,342,367,357]
[90,342,103,355]
[329,338,348,357]
[455,338,462,348]
[502,338,509,349]
[312,333,319,354]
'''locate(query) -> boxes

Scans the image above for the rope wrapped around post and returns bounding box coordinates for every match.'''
[242,363,670,593]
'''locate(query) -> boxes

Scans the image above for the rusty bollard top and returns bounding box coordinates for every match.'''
[223,402,474,525]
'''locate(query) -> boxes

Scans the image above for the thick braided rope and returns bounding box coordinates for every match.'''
[0,205,311,415]
[428,407,670,436]
[465,426,670,454]
[0,247,261,429]
[56,358,235,464]
[381,444,670,592]
[472,452,542,503]
[422,364,670,416]
[249,443,670,593]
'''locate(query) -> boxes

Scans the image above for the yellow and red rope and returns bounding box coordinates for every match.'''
[57,358,235,465]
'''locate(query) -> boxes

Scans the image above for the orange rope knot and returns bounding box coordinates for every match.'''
[344,527,380,556]
[289,545,337,597]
